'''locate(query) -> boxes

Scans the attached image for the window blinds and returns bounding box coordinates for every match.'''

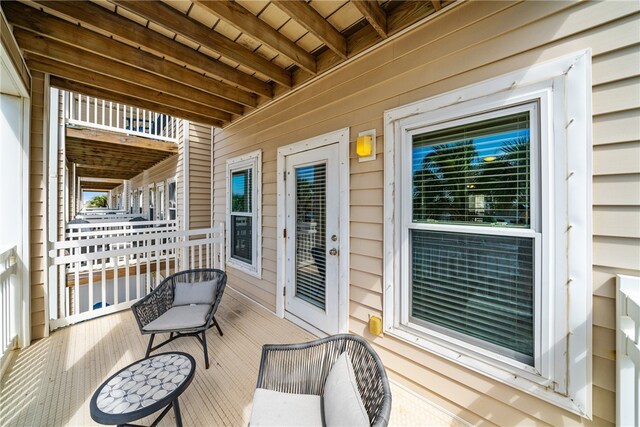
[412,111,531,227]
[411,230,534,364]
[294,164,327,310]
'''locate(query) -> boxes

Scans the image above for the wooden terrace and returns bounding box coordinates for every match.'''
[0,288,465,426]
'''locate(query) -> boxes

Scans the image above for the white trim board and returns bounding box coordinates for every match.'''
[276,128,350,335]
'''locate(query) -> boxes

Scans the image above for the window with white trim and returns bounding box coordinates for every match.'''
[157,182,165,220]
[384,52,592,416]
[148,184,155,221]
[167,178,177,221]
[137,188,143,215]
[226,150,261,278]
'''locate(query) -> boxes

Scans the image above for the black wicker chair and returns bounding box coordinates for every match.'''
[255,334,392,426]
[131,268,227,369]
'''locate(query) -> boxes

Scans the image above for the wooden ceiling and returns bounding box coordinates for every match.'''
[80,177,124,191]
[66,127,178,180]
[2,0,452,128]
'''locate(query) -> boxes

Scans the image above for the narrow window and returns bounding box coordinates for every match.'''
[226,151,261,277]
[168,179,177,221]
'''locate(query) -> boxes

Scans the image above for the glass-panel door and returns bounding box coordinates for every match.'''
[285,144,339,335]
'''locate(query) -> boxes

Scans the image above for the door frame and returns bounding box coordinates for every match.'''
[276,128,350,335]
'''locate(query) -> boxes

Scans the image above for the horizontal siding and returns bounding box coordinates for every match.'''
[188,122,212,230]
[210,2,640,426]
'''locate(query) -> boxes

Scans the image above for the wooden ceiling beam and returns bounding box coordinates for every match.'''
[67,153,161,169]
[66,139,170,159]
[26,55,227,127]
[75,164,144,175]
[50,77,222,128]
[112,0,293,87]
[351,1,388,39]
[31,0,272,98]
[80,182,122,191]
[75,167,136,180]
[194,0,317,75]
[2,2,256,108]
[272,0,347,59]
[66,128,178,153]
[292,0,438,86]
[14,29,241,117]
[67,149,166,166]
[431,1,443,11]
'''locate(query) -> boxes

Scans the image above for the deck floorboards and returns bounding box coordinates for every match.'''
[0,287,464,426]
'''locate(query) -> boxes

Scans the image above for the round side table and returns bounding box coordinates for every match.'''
[90,352,195,427]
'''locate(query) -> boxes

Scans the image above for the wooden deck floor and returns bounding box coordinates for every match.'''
[0,288,465,426]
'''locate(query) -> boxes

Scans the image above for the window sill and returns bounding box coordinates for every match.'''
[226,258,261,280]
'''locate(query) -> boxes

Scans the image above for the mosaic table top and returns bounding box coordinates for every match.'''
[91,352,195,424]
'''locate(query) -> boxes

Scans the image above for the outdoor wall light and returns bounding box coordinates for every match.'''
[356,129,376,162]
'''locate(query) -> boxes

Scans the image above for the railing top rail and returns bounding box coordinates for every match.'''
[51,226,223,252]
[0,245,17,261]
[66,225,179,240]
[67,220,177,229]
[0,245,17,278]
[50,231,222,265]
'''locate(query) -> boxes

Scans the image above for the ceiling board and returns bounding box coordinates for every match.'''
[188,3,220,28]
[5,0,453,127]
[309,1,348,19]
[236,0,269,16]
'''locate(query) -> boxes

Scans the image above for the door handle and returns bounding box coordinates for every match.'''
[329,248,338,256]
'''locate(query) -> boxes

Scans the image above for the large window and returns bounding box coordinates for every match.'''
[384,52,591,416]
[409,104,537,365]
[226,150,261,277]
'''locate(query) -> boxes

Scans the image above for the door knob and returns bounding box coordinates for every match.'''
[329,248,338,256]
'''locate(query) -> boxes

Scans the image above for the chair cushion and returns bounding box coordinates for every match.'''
[323,352,369,427]
[142,304,210,331]
[249,388,322,426]
[173,279,217,306]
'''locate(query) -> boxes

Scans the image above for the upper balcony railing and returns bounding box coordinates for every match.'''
[63,91,179,143]
[0,245,18,368]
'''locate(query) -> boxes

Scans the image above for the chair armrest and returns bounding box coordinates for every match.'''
[256,336,343,395]
[131,276,173,332]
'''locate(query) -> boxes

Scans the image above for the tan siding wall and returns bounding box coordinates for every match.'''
[211,2,639,425]
[188,123,212,230]
[29,71,46,340]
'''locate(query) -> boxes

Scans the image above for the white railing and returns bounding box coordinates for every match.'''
[49,223,225,329]
[74,210,149,223]
[617,275,640,427]
[63,90,179,142]
[0,246,18,369]
[67,219,177,239]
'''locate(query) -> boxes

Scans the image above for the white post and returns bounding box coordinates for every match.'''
[617,275,640,427]
[48,88,60,322]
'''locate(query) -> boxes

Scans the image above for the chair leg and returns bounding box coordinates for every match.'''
[212,317,223,337]
[145,334,155,357]
[201,331,209,369]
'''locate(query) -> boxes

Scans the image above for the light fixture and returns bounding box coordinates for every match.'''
[356,129,376,162]
[483,156,497,162]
